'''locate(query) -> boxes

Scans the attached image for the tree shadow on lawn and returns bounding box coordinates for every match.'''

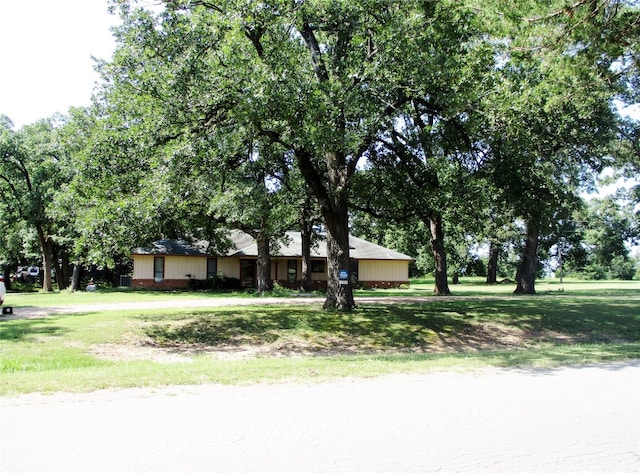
[463,298,640,342]
[141,296,640,354]
[0,318,70,342]
[143,306,471,351]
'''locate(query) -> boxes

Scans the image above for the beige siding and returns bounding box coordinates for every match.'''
[358,260,408,282]
[133,256,209,280]
[268,259,328,282]
[270,260,285,281]
[134,255,407,284]
[271,259,306,281]
[311,260,328,281]
[163,256,206,280]
[218,258,239,279]
[133,256,243,281]
[133,256,154,279]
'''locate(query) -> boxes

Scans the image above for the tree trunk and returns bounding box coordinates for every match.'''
[429,216,451,295]
[514,219,539,294]
[113,258,126,288]
[322,153,355,310]
[323,207,355,310]
[37,226,54,292]
[296,148,355,310]
[1,264,11,291]
[60,251,72,290]
[71,264,82,292]
[255,232,272,293]
[300,220,313,292]
[52,245,70,291]
[486,241,499,284]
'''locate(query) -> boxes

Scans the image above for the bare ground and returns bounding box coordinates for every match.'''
[4,296,590,363]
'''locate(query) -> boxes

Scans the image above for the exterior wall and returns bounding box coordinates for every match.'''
[311,265,328,281]
[271,259,328,289]
[132,255,207,289]
[133,278,191,289]
[132,255,408,290]
[165,256,206,280]
[358,260,408,283]
[133,256,206,280]
[218,258,239,279]
[265,259,329,284]
[132,256,154,280]
[271,260,290,281]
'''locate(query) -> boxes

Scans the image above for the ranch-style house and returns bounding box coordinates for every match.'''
[131,230,414,290]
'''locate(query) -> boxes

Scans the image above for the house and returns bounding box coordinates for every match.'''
[131,230,414,290]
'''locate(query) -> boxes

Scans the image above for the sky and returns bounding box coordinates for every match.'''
[0,0,120,129]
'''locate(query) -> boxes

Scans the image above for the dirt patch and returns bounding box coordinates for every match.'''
[4,296,589,362]
[87,321,583,362]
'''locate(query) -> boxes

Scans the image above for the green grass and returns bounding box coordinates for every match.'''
[1,278,639,396]
[4,287,254,308]
[356,277,640,297]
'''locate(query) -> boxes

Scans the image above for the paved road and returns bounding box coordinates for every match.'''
[1,361,639,473]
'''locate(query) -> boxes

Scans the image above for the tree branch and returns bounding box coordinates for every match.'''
[299,21,329,82]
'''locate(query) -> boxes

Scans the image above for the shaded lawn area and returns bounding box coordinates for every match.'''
[137,295,640,356]
[1,291,639,395]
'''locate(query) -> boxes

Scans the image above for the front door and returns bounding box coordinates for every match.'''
[240,259,257,288]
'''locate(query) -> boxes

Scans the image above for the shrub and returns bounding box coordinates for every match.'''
[186,275,242,291]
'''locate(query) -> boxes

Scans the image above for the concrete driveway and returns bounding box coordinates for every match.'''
[1,360,639,473]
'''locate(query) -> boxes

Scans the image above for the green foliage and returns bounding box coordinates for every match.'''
[558,195,639,280]
[3,0,639,302]
[187,275,242,291]
[0,115,79,289]
[268,282,292,298]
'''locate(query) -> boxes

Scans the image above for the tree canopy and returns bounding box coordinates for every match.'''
[1,0,638,301]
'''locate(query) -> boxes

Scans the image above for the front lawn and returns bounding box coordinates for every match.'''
[1,279,638,395]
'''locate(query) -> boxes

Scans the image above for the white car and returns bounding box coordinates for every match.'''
[0,274,6,305]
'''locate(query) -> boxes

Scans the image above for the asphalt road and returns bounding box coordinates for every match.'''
[1,361,639,473]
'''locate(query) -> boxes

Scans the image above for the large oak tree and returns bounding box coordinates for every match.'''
[102,0,493,309]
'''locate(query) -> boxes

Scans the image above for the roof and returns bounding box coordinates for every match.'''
[134,239,210,256]
[134,231,414,261]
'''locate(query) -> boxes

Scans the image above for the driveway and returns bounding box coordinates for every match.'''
[1,361,639,472]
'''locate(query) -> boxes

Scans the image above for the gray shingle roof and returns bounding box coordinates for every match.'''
[134,231,414,261]
[134,239,210,256]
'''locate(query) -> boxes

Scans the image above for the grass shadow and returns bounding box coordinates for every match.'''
[140,295,640,354]
[0,318,69,342]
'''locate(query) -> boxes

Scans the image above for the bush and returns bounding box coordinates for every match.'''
[270,282,292,297]
[610,257,637,280]
[187,276,242,291]
[578,257,637,281]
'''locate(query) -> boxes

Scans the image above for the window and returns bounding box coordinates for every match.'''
[350,260,359,284]
[287,260,297,284]
[240,259,256,288]
[311,260,325,273]
[153,257,165,281]
[207,258,218,279]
